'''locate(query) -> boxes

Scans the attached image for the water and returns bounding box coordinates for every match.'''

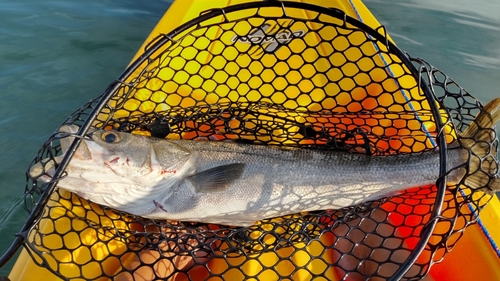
[364,0,500,102]
[0,0,498,277]
[0,0,171,275]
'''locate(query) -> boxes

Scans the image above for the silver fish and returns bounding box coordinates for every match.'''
[29,99,500,226]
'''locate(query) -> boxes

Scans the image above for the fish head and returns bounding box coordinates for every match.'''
[89,128,192,180]
[90,129,162,178]
[29,125,192,212]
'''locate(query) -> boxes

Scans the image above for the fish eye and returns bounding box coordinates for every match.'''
[101,131,121,143]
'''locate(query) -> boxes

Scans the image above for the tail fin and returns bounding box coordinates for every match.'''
[460,98,500,194]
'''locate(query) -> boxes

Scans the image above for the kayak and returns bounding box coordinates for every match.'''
[7,0,500,280]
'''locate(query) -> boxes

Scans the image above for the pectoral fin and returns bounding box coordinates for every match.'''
[188,163,245,193]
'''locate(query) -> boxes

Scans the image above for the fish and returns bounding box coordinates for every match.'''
[29,98,500,227]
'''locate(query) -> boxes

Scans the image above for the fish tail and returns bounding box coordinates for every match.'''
[459,97,500,193]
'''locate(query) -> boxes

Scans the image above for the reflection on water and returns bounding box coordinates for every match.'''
[459,51,500,70]
[365,0,500,103]
[401,0,500,23]
[0,196,24,234]
[0,0,498,276]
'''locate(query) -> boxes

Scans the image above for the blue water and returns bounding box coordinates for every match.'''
[0,0,498,277]
[364,0,500,103]
[0,0,171,275]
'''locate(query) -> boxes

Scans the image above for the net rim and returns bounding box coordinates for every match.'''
[1,1,451,279]
[83,2,449,279]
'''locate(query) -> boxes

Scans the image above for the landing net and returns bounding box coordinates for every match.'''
[17,2,498,280]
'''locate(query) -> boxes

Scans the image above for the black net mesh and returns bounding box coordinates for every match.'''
[18,2,498,281]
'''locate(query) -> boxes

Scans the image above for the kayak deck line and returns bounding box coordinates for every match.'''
[460,188,500,259]
[347,0,438,148]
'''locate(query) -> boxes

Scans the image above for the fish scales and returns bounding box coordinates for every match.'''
[154,140,465,225]
[29,98,500,226]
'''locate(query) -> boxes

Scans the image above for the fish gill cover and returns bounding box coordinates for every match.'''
[13,1,498,280]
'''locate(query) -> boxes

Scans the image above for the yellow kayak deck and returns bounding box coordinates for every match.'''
[8,1,500,280]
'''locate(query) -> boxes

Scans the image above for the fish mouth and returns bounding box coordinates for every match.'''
[28,155,63,182]
[28,125,94,182]
[59,125,93,160]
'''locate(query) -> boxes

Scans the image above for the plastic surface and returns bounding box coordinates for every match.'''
[8,0,500,280]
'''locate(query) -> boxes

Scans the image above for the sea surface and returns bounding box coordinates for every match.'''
[0,0,498,276]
